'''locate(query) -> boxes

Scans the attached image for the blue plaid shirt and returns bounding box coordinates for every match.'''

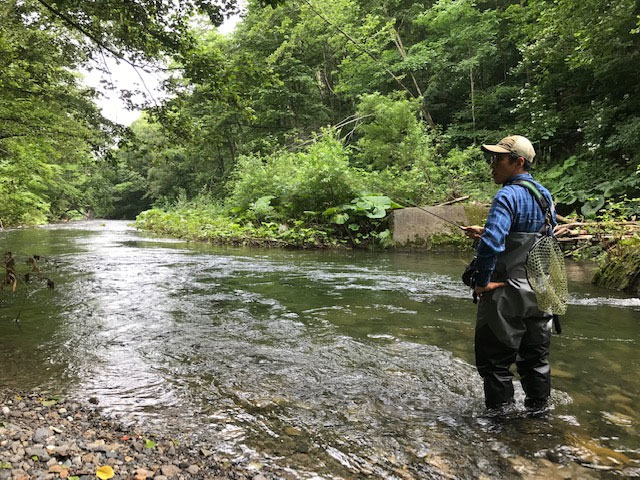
[475,173,556,287]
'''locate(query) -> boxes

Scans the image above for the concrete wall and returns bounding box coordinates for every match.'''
[391,205,469,246]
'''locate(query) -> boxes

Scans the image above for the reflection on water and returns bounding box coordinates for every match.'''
[1,221,639,478]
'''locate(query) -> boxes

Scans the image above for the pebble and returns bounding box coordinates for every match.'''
[160,464,181,477]
[33,427,51,444]
[0,389,263,479]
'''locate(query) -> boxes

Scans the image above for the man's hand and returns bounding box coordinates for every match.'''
[474,282,507,299]
[463,225,484,239]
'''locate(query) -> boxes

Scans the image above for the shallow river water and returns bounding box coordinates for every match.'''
[1,221,639,479]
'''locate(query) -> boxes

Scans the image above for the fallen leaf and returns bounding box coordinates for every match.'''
[41,399,57,407]
[121,435,130,441]
[96,465,114,480]
[144,439,157,449]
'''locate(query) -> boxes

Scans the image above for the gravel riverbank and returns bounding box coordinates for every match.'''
[0,390,267,480]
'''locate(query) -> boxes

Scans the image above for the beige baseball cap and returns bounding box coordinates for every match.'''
[481,135,536,163]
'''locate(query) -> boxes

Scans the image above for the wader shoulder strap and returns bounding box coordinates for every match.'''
[512,180,553,234]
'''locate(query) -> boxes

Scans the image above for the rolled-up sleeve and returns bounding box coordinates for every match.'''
[474,191,514,287]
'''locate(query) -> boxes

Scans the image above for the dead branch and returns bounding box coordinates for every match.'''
[435,195,470,207]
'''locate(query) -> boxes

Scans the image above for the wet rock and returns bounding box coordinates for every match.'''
[601,411,633,427]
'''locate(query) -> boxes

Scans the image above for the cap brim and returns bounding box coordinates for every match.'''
[481,144,510,154]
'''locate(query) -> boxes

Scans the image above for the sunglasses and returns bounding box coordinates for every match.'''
[485,152,517,165]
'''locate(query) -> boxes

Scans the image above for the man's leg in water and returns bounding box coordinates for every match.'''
[516,316,552,409]
[475,324,519,409]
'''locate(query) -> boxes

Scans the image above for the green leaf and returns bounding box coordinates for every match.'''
[563,157,578,169]
[252,195,274,210]
[366,206,387,219]
[323,207,340,216]
[348,223,360,231]
[145,439,157,449]
[581,196,606,218]
[332,213,349,224]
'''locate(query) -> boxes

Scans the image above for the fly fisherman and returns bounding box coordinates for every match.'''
[463,135,557,412]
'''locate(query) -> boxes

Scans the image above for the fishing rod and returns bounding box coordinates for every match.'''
[395,197,467,231]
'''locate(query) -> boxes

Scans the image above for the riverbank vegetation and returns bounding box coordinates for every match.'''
[2,0,640,254]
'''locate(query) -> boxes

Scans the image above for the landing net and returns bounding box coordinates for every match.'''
[526,235,568,315]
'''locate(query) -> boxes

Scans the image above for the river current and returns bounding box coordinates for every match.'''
[1,221,638,478]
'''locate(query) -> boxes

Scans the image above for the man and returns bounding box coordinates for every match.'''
[463,135,556,412]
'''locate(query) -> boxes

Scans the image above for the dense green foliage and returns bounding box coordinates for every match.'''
[0,0,249,227]
[3,0,640,249]
[129,0,640,223]
[0,1,116,225]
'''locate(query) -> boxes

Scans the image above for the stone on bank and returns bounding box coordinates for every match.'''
[391,204,487,249]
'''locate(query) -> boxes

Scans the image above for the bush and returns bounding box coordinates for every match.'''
[228,131,366,220]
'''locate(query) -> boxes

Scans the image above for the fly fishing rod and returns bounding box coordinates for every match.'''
[395,198,467,231]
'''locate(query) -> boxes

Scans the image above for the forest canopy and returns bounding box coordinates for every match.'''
[2,0,639,243]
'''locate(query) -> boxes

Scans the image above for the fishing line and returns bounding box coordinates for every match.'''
[395,198,466,231]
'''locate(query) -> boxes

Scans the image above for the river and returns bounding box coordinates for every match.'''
[1,220,638,479]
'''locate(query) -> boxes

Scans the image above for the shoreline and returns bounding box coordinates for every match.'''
[0,389,268,480]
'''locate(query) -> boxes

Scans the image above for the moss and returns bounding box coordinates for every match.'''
[397,230,473,252]
[428,232,474,251]
[592,237,640,294]
[463,204,489,226]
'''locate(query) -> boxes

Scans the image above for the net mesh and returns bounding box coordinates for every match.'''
[526,236,568,315]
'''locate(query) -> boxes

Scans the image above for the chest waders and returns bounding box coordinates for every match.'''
[476,231,552,349]
[474,181,554,410]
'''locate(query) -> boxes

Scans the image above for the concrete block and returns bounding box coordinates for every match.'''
[391,205,469,246]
